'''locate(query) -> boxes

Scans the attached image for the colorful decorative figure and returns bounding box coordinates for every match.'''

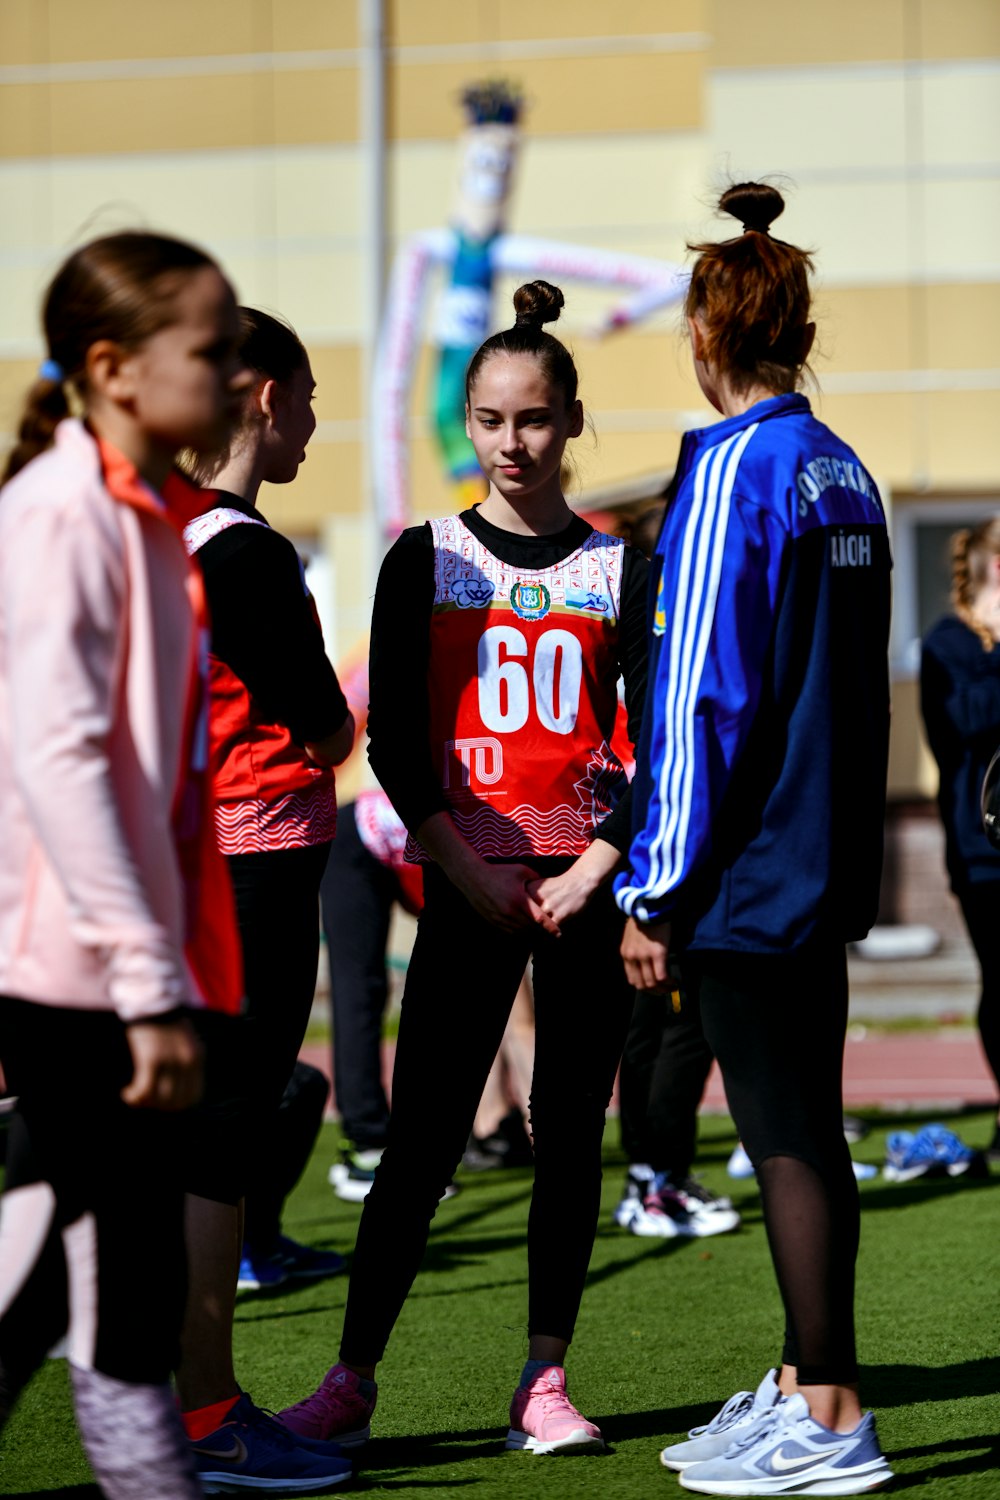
[372,81,689,539]
[433,82,522,508]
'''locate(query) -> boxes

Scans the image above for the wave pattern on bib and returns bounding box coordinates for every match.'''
[215,786,337,855]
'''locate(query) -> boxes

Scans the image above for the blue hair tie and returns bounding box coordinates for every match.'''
[39,358,64,383]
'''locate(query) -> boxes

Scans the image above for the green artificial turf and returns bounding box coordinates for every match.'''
[2,1109,998,1497]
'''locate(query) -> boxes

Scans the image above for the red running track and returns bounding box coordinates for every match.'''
[301,1027,997,1118]
[701,1028,996,1112]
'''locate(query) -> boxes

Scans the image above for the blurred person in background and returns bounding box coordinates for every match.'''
[921,519,1000,1165]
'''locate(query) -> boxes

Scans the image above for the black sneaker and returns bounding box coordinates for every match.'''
[462,1107,533,1171]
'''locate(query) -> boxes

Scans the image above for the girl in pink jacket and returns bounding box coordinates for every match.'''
[0,231,248,1500]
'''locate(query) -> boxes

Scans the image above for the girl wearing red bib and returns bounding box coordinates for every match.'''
[280,282,648,1455]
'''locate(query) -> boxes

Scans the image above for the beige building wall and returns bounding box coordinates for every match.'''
[2,0,998,792]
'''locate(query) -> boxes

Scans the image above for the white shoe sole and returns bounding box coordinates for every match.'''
[199,1468,353,1492]
[628,1213,684,1238]
[629,1210,741,1238]
[679,1458,893,1495]
[328,1164,457,1204]
[882,1162,928,1182]
[662,1448,733,1471]
[328,1163,375,1202]
[682,1210,742,1237]
[506,1426,605,1454]
[883,1159,975,1182]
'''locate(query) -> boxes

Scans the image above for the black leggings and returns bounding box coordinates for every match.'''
[339,867,634,1366]
[618,986,714,1178]
[0,997,188,1394]
[320,808,405,1151]
[243,1061,330,1249]
[186,840,332,1205]
[686,942,859,1387]
[956,884,1000,1100]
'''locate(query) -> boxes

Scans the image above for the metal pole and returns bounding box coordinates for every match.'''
[360,0,387,582]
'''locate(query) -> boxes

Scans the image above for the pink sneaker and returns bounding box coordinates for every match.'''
[506,1366,605,1454]
[278,1363,377,1448]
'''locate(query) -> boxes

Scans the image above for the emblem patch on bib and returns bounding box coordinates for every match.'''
[510,580,551,621]
[451,576,495,608]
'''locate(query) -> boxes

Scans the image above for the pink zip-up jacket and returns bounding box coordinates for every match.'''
[0,420,241,1023]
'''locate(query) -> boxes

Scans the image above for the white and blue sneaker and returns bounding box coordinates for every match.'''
[678,1392,892,1495]
[884,1123,985,1182]
[661,1369,783,1470]
[629,1173,742,1239]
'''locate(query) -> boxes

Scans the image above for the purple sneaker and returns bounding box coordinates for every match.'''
[279,1363,377,1447]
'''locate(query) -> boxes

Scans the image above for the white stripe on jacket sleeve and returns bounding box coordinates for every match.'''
[620,423,758,918]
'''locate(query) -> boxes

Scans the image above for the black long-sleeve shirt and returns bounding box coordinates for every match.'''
[196,490,348,745]
[368,507,649,854]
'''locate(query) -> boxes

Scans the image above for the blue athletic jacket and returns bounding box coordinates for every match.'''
[615,393,891,953]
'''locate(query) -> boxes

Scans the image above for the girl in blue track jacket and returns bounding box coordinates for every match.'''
[618,183,893,1498]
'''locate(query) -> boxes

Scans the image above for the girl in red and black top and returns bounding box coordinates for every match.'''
[176,310,353,1491]
[280,281,647,1455]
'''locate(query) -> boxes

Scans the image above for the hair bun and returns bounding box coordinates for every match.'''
[719,181,785,236]
[512,280,564,329]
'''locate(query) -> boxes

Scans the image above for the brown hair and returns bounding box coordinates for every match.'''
[685,182,814,396]
[184,306,308,485]
[465,280,579,408]
[1,231,218,487]
[950,518,1000,650]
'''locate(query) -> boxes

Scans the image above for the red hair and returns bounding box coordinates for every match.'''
[685,182,814,395]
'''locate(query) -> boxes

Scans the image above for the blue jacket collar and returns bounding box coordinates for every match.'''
[687,392,810,448]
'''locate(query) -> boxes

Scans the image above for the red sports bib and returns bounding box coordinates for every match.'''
[407,515,628,861]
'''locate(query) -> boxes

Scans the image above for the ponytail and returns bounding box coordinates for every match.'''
[2,372,71,486]
[686,181,815,396]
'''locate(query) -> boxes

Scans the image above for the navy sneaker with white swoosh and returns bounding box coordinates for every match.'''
[192,1393,352,1492]
[678,1393,892,1496]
